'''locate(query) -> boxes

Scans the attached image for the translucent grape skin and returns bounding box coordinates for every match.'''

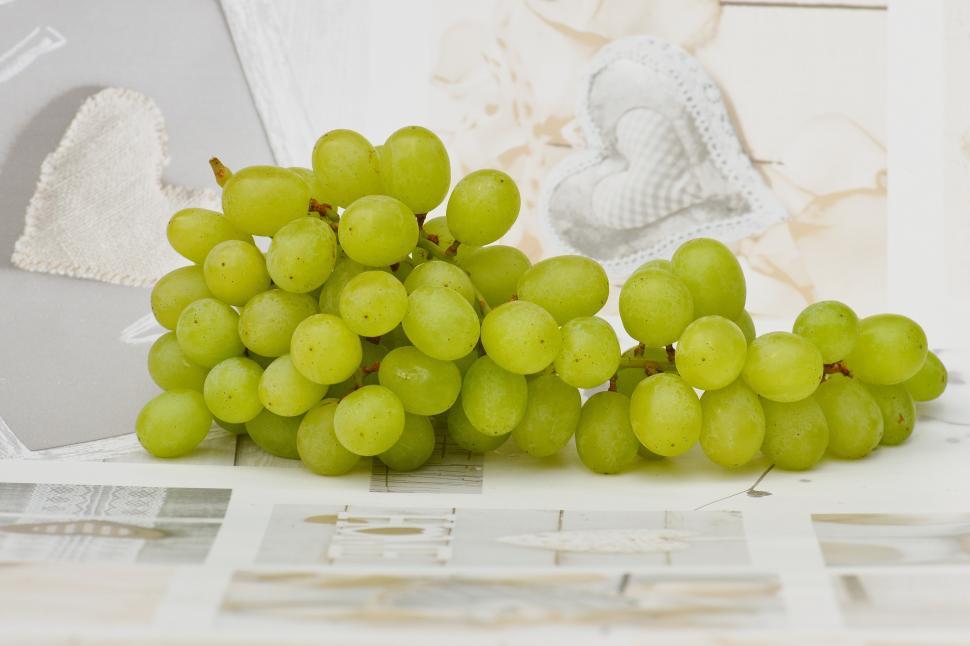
[630,373,703,457]
[147,332,208,391]
[760,397,829,470]
[619,268,694,347]
[339,271,408,337]
[402,286,480,361]
[203,357,264,424]
[742,332,823,403]
[792,300,859,364]
[378,414,436,471]
[333,385,406,456]
[311,129,383,208]
[865,383,916,446]
[447,401,510,453]
[378,346,461,416]
[297,401,360,476]
[461,356,528,436]
[266,216,338,293]
[675,316,748,391]
[245,409,301,459]
[166,208,252,264]
[222,166,311,236]
[634,258,674,275]
[339,195,419,267]
[554,317,621,389]
[259,354,328,417]
[403,260,476,307]
[318,256,367,315]
[328,341,388,399]
[734,310,757,344]
[511,375,581,458]
[446,169,520,245]
[151,265,213,330]
[903,351,947,401]
[422,217,479,266]
[614,367,648,398]
[671,237,746,320]
[288,167,331,206]
[575,391,640,475]
[290,314,362,385]
[214,417,247,435]
[461,245,531,307]
[379,126,450,214]
[516,255,610,324]
[203,240,271,306]
[814,374,884,459]
[843,314,928,385]
[480,300,562,375]
[238,289,318,358]
[176,298,245,368]
[699,380,765,468]
[136,390,212,458]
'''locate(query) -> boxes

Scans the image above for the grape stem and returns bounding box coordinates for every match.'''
[209,157,232,187]
[415,213,427,229]
[309,199,340,232]
[361,361,380,375]
[823,361,852,378]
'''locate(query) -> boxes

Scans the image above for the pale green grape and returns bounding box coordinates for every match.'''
[742,332,823,402]
[480,301,561,375]
[203,357,264,423]
[634,258,674,275]
[461,245,531,307]
[516,255,609,324]
[402,286,480,361]
[311,129,383,208]
[629,373,701,457]
[333,385,405,455]
[454,348,480,377]
[422,217,479,265]
[761,397,829,470]
[175,298,244,368]
[699,380,765,468]
[815,373,883,459]
[903,351,947,401]
[378,414,436,471]
[339,195,419,266]
[843,314,928,385]
[238,289,318,357]
[136,389,212,458]
[328,342,388,399]
[166,208,252,264]
[554,317,620,389]
[214,417,246,435]
[203,240,271,306]
[147,332,208,391]
[865,383,916,446]
[671,238,746,319]
[619,268,694,347]
[378,345,461,415]
[266,217,338,293]
[151,265,213,330]
[297,401,360,475]
[461,356,528,436]
[339,271,408,337]
[403,260,476,306]
[318,256,367,315]
[288,166,331,205]
[511,375,581,457]
[792,300,859,364]
[386,257,415,283]
[290,314,362,385]
[447,401,510,453]
[258,354,328,416]
[614,367,647,398]
[222,166,310,236]
[445,169,520,245]
[245,352,275,369]
[380,324,411,350]
[379,126,450,214]
[245,409,301,459]
[575,391,639,474]
[734,310,756,344]
[675,316,747,391]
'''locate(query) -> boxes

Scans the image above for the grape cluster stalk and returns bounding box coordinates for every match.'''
[137,126,949,475]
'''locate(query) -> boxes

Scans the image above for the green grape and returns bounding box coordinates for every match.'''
[380,324,411,350]
[245,352,275,369]
[619,268,694,347]
[245,409,301,459]
[575,391,639,474]
[238,289,318,357]
[339,195,419,267]
[175,298,244,368]
[202,240,271,306]
[516,255,609,324]
[151,265,213,330]
[318,256,367,315]
[311,129,383,208]
[378,413,436,471]
[333,385,405,455]
[461,356,528,436]
[792,300,859,364]
[403,260,476,306]
[328,342,388,399]
[339,271,408,337]
[266,217,338,293]
[742,332,822,402]
[843,315,928,385]
[379,125,450,214]
[166,208,252,264]
[675,316,747,391]
[734,310,756,344]
[511,375,581,458]
[865,383,916,446]
[454,348,480,377]
[258,354,328,417]
[461,245,531,307]
[760,397,829,470]
[699,380,765,468]
[402,286,480,361]
[671,238,746,319]
[203,357,264,423]
[136,390,212,458]
[814,373,883,459]
[480,301,561,375]
[378,345,461,415]
[386,257,415,283]
[629,373,702,457]
[554,317,620,389]
[214,417,247,435]
[288,166,330,205]
[445,169,520,245]
[147,332,208,391]
[222,166,311,236]
[447,401,510,453]
[422,217,480,266]
[614,367,647,398]
[903,351,947,401]
[297,401,360,475]
[634,258,674,275]
[290,314,362,385]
